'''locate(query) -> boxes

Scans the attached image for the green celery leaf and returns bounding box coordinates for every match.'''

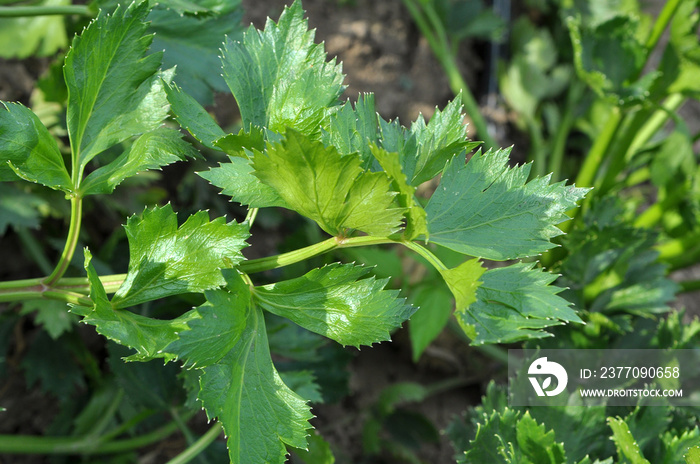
[0,184,49,234]
[108,343,183,411]
[291,430,336,464]
[80,127,198,195]
[0,102,71,191]
[64,2,167,172]
[439,258,485,313]
[408,284,453,361]
[165,286,248,368]
[379,96,478,186]
[458,263,581,345]
[252,130,405,236]
[149,3,244,105]
[560,199,679,317]
[370,145,428,239]
[220,0,345,136]
[20,300,75,340]
[321,94,379,166]
[686,446,700,464]
[459,408,566,464]
[20,331,85,402]
[608,417,651,464]
[169,273,313,464]
[111,204,249,308]
[568,15,655,105]
[279,370,323,404]
[164,81,226,150]
[0,0,68,58]
[515,412,567,464]
[199,155,287,208]
[213,126,266,155]
[425,148,589,260]
[73,248,197,361]
[253,263,415,347]
[528,396,610,461]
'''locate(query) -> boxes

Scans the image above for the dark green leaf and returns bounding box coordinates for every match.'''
[458,263,581,345]
[0,102,71,191]
[164,81,226,150]
[0,184,49,234]
[408,284,453,361]
[171,274,313,464]
[64,2,167,172]
[149,4,244,105]
[111,204,249,308]
[425,148,588,260]
[20,300,75,340]
[254,263,415,347]
[74,248,199,362]
[220,0,345,135]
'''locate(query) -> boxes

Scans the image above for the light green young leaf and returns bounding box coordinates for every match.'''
[164,81,226,150]
[170,273,313,464]
[370,145,428,239]
[0,102,71,191]
[425,148,589,260]
[607,417,651,464]
[199,155,287,208]
[253,263,415,347]
[321,94,379,166]
[80,127,198,195]
[149,4,244,105]
[0,0,68,58]
[252,130,405,236]
[111,204,249,309]
[73,248,197,362]
[220,0,345,136]
[64,2,168,173]
[379,96,477,186]
[439,258,485,312]
[458,262,581,345]
[683,444,700,464]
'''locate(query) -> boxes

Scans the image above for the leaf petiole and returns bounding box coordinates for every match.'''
[0,4,93,17]
[44,195,83,286]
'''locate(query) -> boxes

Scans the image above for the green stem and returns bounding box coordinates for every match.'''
[634,187,687,229]
[401,240,447,271]
[400,0,497,150]
[239,235,397,274]
[0,4,92,17]
[644,0,682,54]
[166,423,223,464]
[657,232,700,270]
[626,93,684,156]
[244,207,259,227]
[548,81,583,181]
[0,418,183,454]
[45,195,83,286]
[526,119,545,179]
[679,279,700,294]
[575,106,622,189]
